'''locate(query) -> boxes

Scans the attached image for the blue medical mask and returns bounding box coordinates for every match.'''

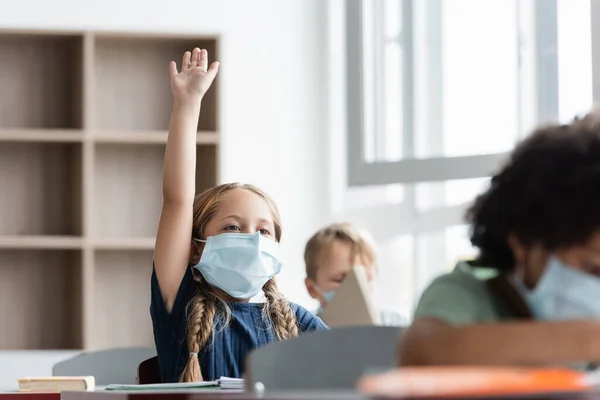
[312,282,336,304]
[322,290,336,303]
[319,291,335,316]
[193,232,282,299]
[515,256,600,320]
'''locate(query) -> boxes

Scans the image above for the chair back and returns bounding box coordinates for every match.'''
[246,325,404,391]
[137,356,161,384]
[53,347,156,385]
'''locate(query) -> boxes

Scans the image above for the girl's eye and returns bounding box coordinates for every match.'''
[224,225,240,231]
[259,228,271,236]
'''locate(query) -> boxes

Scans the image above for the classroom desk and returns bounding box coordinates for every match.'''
[59,389,600,400]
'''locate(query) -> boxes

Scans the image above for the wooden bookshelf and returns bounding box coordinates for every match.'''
[0,30,220,350]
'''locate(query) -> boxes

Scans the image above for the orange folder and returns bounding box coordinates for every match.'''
[357,367,594,398]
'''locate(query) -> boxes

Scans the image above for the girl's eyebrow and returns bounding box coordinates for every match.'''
[219,214,274,226]
[220,214,243,221]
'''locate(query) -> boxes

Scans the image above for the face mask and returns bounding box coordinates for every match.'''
[193,232,282,299]
[516,256,600,320]
[310,281,336,304]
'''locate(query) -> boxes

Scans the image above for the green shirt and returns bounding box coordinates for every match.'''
[413,261,517,325]
[414,261,598,371]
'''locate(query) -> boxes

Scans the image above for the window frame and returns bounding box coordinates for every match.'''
[345,0,560,187]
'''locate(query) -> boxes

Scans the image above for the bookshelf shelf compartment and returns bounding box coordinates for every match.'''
[94,37,219,132]
[0,34,83,130]
[0,249,82,349]
[92,250,154,349]
[93,143,164,238]
[195,144,218,194]
[92,237,155,250]
[93,143,218,238]
[0,142,82,236]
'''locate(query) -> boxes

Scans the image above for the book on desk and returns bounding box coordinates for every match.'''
[17,377,95,393]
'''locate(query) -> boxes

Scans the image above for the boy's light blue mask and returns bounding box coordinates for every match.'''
[313,284,336,316]
[516,256,600,320]
[322,290,336,303]
[193,232,282,299]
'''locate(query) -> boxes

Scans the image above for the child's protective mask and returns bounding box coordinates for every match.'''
[193,232,281,299]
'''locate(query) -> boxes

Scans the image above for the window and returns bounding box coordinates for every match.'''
[338,0,593,316]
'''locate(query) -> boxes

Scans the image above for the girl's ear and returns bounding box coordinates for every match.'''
[189,240,202,264]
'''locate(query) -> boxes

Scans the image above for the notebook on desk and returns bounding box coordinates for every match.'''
[320,266,381,328]
[105,377,244,391]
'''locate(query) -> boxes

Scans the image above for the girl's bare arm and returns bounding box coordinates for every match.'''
[154,48,219,312]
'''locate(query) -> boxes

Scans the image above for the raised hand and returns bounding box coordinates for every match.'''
[169,48,219,101]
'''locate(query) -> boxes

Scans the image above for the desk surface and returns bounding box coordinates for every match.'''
[0,393,60,400]
[58,389,600,400]
[62,390,365,400]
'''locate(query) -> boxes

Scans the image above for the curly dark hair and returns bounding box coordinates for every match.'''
[466,111,600,271]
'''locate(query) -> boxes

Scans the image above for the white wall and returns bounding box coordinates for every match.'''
[0,0,329,388]
[0,351,79,391]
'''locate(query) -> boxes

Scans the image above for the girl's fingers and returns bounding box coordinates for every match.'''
[206,61,219,79]
[191,47,200,67]
[181,51,192,71]
[199,49,208,73]
[168,61,178,77]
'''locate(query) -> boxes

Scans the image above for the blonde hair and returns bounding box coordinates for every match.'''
[180,182,299,382]
[304,222,377,280]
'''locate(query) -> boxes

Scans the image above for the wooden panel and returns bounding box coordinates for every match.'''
[93,37,218,131]
[0,143,82,236]
[195,144,218,194]
[93,143,217,238]
[90,131,219,144]
[0,236,82,249]
[0,129,83,142]
[93,143,163,238]
[0,250,82,349]
[0,34,83,129]
[92,250,154,349]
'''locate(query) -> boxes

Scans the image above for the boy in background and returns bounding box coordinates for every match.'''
[304,222,406,326]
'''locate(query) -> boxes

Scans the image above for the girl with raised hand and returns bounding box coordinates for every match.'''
[152,48,327,383]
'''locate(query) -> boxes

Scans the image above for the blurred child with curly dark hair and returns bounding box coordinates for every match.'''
[400,109,600,368]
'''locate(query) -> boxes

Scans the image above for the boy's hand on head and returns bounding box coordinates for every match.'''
[169,48,219,102]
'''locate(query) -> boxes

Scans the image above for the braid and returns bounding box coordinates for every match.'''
[263,279,299,340]
[180,280,216,382]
